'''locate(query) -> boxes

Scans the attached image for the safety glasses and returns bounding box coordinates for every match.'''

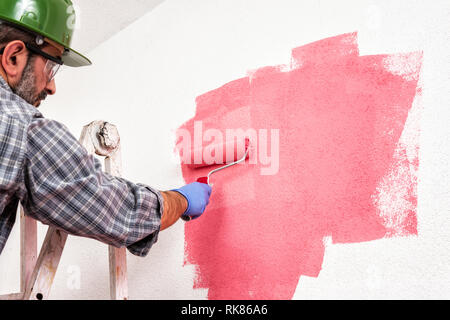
[25,43,63,83]
[43,59,61,83]
[0,43,63,83]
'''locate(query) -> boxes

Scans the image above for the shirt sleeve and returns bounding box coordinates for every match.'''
[20,118,164,257]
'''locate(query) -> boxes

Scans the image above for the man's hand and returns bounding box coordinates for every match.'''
[160,183,212,230]
[173,182,212,220]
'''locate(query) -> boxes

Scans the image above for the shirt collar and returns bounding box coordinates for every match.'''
[0,74,12,92]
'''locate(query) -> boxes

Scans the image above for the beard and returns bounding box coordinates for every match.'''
[11,55,47,107]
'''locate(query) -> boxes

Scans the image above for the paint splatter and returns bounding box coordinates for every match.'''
[176,33,422,299]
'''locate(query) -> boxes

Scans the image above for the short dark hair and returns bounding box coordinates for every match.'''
[0,22,36,48]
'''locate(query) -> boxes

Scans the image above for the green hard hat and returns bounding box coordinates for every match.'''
[0,0,91,67]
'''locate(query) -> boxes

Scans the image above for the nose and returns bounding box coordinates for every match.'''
[45,79,56,95]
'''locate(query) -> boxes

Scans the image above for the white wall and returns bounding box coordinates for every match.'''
[70,0,165,53]
[1,0,449,299]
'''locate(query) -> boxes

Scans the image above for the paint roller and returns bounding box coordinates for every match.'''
[180,137,250,221]
[187,137,250,184]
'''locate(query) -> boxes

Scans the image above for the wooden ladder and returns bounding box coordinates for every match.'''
[0,121,128,300]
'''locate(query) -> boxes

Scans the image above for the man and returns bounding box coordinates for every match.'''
[0,0,212,257]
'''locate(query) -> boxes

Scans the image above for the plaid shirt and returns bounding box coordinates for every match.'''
[0,76,163,257]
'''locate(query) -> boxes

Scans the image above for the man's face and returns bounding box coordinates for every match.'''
[12,41,64,107]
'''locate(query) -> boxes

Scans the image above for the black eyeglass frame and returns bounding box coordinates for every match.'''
[0,42,63,65]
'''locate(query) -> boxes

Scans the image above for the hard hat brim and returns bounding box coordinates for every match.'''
[62,47,92,67]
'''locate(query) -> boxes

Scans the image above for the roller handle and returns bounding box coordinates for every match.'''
[181,177,209,222]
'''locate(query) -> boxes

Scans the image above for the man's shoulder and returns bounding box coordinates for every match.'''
[0,86,43,125]
[0,86,45,164]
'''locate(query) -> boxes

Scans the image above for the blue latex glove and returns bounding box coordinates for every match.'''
[173,182,212,221]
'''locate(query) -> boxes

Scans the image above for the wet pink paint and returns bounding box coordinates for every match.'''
[176,33,422,299]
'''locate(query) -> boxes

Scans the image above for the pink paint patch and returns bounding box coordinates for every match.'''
[176,33,422,299]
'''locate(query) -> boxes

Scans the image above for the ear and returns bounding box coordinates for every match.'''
[1,41,29,81]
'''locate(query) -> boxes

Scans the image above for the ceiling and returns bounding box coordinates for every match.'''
[71,0,165,54]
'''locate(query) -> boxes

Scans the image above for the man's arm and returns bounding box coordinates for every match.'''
[160,191,187,231]
[21,118,164,257]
